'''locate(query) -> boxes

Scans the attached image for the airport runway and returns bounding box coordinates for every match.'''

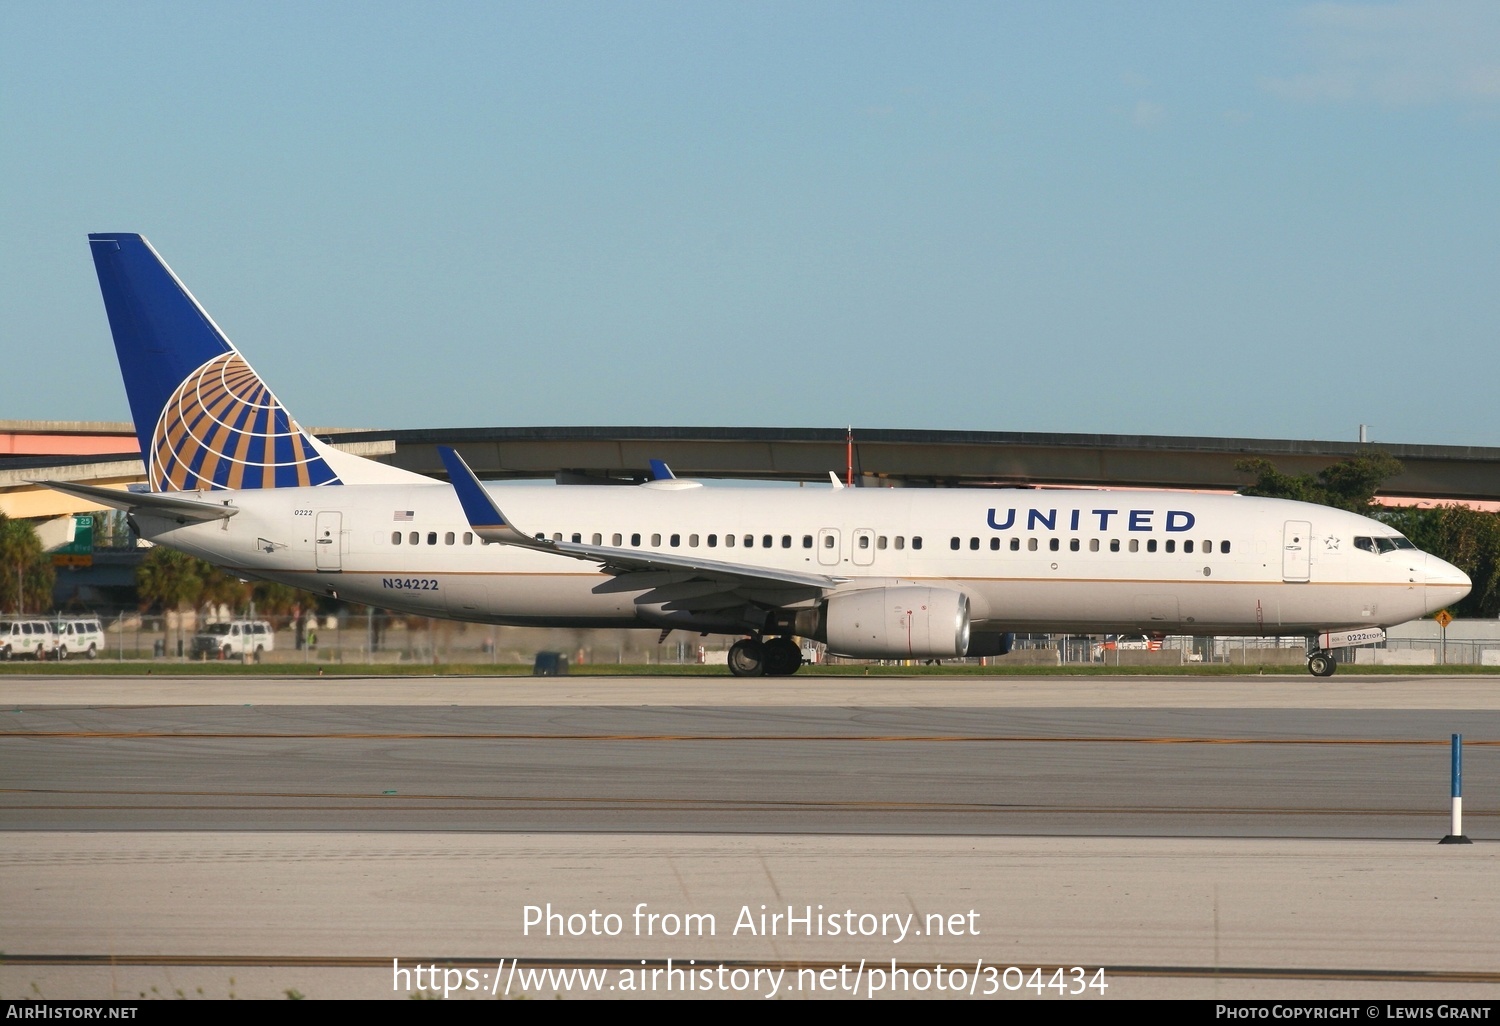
[2,673,1498,1000]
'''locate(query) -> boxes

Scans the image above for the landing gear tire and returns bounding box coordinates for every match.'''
[762,637,804,677]
[728,638,766,677]
[1308,652,1338,677]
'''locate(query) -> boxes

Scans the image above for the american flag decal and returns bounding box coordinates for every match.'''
[393,511,414,521]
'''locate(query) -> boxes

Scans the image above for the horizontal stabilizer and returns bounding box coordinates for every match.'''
[36,480,239,523]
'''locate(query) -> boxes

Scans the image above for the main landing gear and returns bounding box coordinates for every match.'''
[1307,650,1338,677]
[727,636,804,677]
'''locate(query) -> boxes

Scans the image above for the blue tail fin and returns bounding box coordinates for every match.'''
[88,233,422,492]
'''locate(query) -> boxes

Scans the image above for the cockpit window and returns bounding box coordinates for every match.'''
[1354,535,1416,554]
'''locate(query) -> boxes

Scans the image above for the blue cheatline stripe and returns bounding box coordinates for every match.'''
[1452,733,1462,799]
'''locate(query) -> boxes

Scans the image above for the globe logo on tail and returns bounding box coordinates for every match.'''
[149,352,341,491]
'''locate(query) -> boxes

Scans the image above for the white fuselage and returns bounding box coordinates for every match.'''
[135,481,1469,639]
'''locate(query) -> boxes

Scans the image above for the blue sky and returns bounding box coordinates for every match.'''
[4,1,1498,445]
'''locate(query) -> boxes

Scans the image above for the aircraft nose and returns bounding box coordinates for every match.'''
[1424,554,1471,611]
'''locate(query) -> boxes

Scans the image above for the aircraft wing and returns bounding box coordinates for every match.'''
[439,447,844,591]
[36,479,240,523]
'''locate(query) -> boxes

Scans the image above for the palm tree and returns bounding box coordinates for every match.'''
[136,547,206,656]
[0,514,54,613]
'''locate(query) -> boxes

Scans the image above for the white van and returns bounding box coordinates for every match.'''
[191,620,275,661]
[0,619,59,661]
[53,618,104,660]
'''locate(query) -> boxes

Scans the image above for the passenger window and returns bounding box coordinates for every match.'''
[592,533,602,545]
[1147,539,1158,552]
[552,532,563,543]
[1183,540,1193,553]
[763,535,772,548]
[822,535,834,549]
[689,534,699,547]
[651,533,662,546]
[1009,538,1019,551]
[392,532,402,545]
[706,534,717,548]
[878,536,888,550]
[409,532,419,545]
[725,534,735,547]
[670,534,681,547]
[858,536,870,549]
[969,537,979,550]
[1089,539,1099,552]
[781,535,792,548]
[428,532,438,545]
[1049,538,1060,551]
[895,537,905,550]
[951,537,961,551]
[1202,540,1212,553]
[631,533,641,546]
[990,538,999,551]
[1165,540,1175,553]
[571,533,581,544]
[1028,538,1038,551]
[1222,541,1231,553]
[804,536,814,548]
[1069,539,1080,552]
[1110,539,1119,552]
[912,537,922,550]
[445,532,455,545]
[612,533,622,546]
[1129,539,1139,553]
[464,532,473,545]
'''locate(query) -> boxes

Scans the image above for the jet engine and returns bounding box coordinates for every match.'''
[821,587,971,659]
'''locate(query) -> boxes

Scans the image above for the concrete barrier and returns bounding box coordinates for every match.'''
[1353,648,1437,665]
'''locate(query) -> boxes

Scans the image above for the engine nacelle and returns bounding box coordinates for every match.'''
[823,587,970,659]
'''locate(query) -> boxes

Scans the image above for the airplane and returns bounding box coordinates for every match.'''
[45,233,1471,677]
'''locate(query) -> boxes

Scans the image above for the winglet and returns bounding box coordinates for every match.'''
[438,446,547,548]
[648,459,676,481]
[828,471,845,490]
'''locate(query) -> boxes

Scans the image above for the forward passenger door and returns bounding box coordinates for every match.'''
[1282,521,1311,582]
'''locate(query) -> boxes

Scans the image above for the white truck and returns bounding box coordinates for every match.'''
[191,620,275,661]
